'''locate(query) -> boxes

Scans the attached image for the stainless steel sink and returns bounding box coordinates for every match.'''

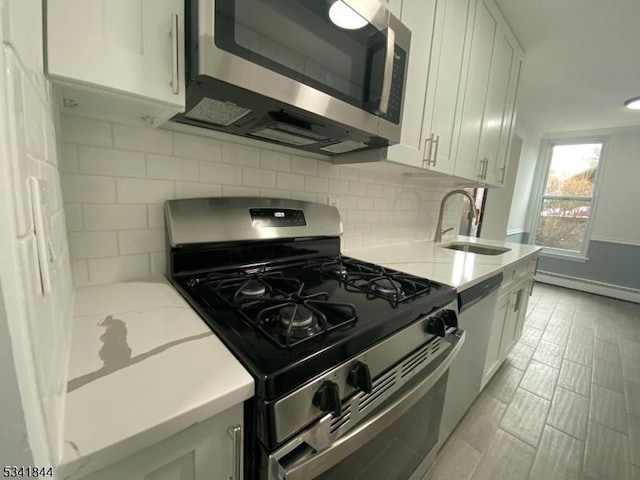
[440,242,511,255]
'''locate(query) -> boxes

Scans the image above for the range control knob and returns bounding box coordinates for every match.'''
[313,381,342,416]
[426,315,447,337]
[441,309,459,329]
[348,361,373,394]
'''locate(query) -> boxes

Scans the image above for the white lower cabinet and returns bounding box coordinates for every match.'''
[82,404,243,480]
[481,255,537,389]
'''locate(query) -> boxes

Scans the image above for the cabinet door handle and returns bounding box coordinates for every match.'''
[514,289,523,312]
[498,165,506,184]
[483,157,490,180]
[431,134,440,167]
[228,425,242,480]
[478,157,487,180]
[170,13,180,95]
[423,137,432,163]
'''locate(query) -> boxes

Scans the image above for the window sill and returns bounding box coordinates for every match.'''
[539,250,589,263]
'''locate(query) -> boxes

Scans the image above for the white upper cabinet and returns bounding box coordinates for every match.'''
[385,0,438,168]
[452,0,498,181]
[46,0,185,127]
[420,0,474,176]
[452,0,523,185]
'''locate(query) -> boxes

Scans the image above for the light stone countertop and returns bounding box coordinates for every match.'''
[344,235,542,291]
[57,280,254,479]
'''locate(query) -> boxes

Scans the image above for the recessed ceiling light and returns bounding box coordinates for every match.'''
[624,97,640,110]
[328,1,368,30]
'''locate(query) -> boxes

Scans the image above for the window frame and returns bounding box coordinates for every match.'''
[530,136,608,260]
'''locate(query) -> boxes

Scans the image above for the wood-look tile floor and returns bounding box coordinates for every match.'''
[433,283,640,480]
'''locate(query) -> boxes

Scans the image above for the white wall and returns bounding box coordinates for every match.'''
[59,115,464,284]
[0,0,74,465]
[590,129,640,245]
[507,121,542,236]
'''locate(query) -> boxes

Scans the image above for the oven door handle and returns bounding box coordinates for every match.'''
[270,330,465,480]
[379,26,395,115]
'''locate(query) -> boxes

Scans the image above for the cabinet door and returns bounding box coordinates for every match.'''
[386,0,437,168]
[499,288,521,358]
[491,54,521,186]
[477,22,518,185]
[84,404,243,480]
[482,292,508,389]
[47,0,185,109]
[452,0,498,181]
[421,0,473,175]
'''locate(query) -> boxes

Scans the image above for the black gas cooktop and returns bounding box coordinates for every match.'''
[173,255,456,399]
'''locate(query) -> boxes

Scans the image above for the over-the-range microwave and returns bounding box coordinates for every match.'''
[172,0,411,156]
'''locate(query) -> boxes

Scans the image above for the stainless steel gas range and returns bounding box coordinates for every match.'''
[165,197,465,480]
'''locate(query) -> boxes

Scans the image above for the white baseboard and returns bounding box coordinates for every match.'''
[535,272,640,304]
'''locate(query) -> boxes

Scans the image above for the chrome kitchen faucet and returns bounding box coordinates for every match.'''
[434,190,478,242]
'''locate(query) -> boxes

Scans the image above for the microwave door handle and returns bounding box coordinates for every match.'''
[379,26,395,115]
[270,330,466,480]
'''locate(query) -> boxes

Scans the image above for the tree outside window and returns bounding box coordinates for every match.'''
[534,142,603,253]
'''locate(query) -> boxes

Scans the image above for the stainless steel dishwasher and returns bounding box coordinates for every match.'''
[438,273,503,446]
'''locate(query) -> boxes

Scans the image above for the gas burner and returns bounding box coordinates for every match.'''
[329,265,348,277]
[371,278,403,298]
[241,280,267,297]
[280,305,314,328]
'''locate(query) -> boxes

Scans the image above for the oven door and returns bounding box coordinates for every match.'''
[195,0,410,141]
[267,330,465,480]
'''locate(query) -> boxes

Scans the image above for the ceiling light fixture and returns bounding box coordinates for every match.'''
[328,1,368,30]
[623,97,640,110]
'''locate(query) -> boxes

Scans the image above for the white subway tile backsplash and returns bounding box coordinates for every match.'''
[60,115,460,286]
[147,154,198,181]
[261,189,290,199]
[290,191,317,202]
[276,172,304,191]
[116,178,174,204]
[222,185,258,197]
[88,254,150,283]
[243,166,276,188]
[60,142,79,173]
[78,146,146,178]
[118,229,164,255]
[316,161,340,179]
[71,260,89,285]
[357,197,374,210]
[61,115,112,147]
[83,204,147,231]
[147,205,164,228]
[347,210,365,223]
[200,161,241,184]
[259,150,291,172]
[366,183,383,197]
[292,157,317,175]
[349,181,368,196]
[174,132,221,162]
[304,176,328,193]
[113,123,172,154]
[328,179,349,195]
[62,174,116,203]
[175,181,223,199]
[64,204,83,231]
[222,142,259,167]
[68,231,118,258]
[339,167,360,181]
[150,252,166,277]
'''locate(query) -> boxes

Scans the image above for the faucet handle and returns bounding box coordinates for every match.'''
[442,227,454,236]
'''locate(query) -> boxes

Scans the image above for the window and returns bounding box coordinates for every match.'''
[533,140,604,256]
